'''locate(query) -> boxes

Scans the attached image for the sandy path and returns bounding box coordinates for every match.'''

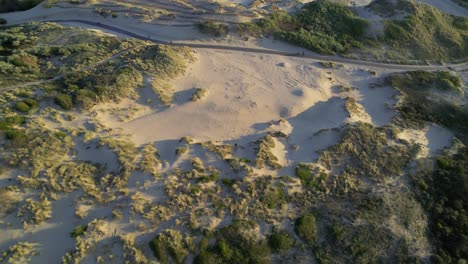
[40,19,468,71]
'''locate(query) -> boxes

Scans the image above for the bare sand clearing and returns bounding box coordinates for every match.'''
[100,50,394,145]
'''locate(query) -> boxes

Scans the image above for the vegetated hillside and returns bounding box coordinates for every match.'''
[237,0,467,62]
[385,70,468,263]
[237,0,369,54]
[0,0,42,13]
[386,70,468,141]
[373,0,468,62]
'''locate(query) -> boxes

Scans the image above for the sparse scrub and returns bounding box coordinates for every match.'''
[386,71,468,141]
[17,193,52,224]
[149,229,193,264]
[0,242,38,263]
[255,134,282,169]
[191,88,207,102]
[318,123,417,182]
[195,21,229,37]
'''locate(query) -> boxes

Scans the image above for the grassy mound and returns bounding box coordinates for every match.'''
[381,1,468,61]
[386,71,468,141]
[237,0,369,54]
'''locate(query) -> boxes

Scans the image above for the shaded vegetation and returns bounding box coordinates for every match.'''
[195,219,270,264]
[386,71,468,142]
[412,147,468,263]
[237,0,369,54]
[295,214,317,245]
[195,21,229,37]
[381,1,468,61]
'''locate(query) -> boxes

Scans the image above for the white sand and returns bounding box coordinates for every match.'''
[398,124,453,158]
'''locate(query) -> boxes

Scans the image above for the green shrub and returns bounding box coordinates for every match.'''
[149,230,191,264]
[14,101,31,113]
[295,214,317,245]
[5,115,25,126]
[55,94,73,110]
[0,18,7,25]
[195,219,271,264]
[195,21,229,37]
[261,187,287,209]
[70,225,88,238]
[269,232,294,253]
[295,163,328,192]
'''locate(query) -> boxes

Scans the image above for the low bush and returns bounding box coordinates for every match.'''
[195,219,271,264]
[14,101,31,112]
[149,229,192,264]
[195,21,229,37]
[295,214,317,245]
[70,225,88,238]
[55,94,73,110]
[269,232,294,253]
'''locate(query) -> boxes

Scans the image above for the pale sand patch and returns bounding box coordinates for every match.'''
[117,50,333,144]
[398,124,453,158]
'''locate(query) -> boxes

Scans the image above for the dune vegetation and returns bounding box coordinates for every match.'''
[237,0,467,62]
[237,0,369,54]
[377,0,468,62]
[0,1,466,262]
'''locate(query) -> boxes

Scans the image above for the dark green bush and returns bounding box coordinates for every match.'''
[70,225,87,238]
[14,101,30,112]
[195,219,271,264]
[4,115,25,126]
[54,94,73,110]
[269,232,294,253]
[195,21,229,37]
[5,129,25,140]
[0,18,6,25]
[412,147,468,262]
[295,214,317,245]
[149,230,191,264]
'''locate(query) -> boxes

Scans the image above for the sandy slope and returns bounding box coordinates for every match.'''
[100,50,386,145]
